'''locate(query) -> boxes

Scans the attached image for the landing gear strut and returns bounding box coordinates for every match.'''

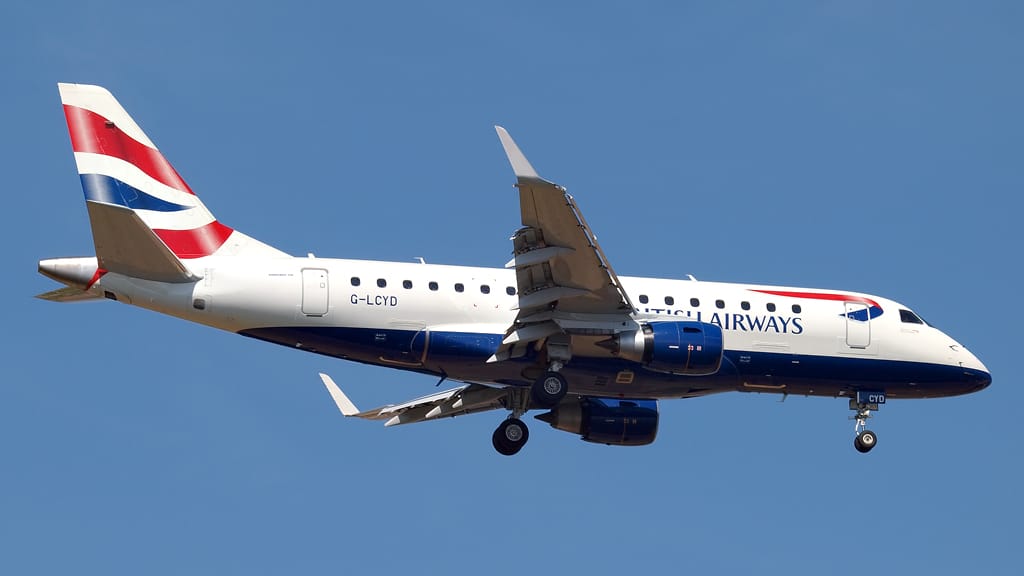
[492,362,572,455]
[850,393,883,453]
[493,386,532,456]
[532,341,571,408]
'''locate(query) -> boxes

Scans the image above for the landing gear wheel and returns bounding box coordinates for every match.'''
[531,371,568,408]
[492,418,530,456]
[854,430,877,453]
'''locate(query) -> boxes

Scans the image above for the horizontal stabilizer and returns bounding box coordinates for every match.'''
[35,286,103,302]
[87,201,198,283]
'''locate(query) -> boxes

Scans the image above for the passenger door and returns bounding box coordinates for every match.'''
[301,268,329,316]
[844,301,871,349]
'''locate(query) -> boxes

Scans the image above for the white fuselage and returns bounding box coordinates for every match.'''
[85,254,990,401]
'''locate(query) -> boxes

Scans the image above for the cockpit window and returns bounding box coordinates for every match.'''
[900,309,924,325]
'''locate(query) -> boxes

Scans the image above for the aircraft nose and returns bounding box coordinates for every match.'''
[972,366,991,390]
[960,350,991,391]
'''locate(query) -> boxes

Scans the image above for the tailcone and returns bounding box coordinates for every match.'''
[38,257,100,288]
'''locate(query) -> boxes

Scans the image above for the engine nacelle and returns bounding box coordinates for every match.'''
[535,397,659,446]
[601,321,724,375]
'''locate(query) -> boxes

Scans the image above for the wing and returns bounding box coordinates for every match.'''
[319,373,509,427]
[491,127,638,361]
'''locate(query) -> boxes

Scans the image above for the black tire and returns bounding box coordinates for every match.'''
[854,430,877,453]
[531,371,568,408]
[492,427,517,455]
[492,418,529,456]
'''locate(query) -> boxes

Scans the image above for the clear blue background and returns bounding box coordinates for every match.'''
[4,1,1019,574]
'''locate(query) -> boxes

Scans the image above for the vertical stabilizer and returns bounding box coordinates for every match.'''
[58,83,287,281]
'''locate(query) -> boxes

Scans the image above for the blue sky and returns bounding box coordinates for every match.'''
[4,1,1020,574]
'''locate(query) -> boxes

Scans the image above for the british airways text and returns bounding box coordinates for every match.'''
[640,308,804,334]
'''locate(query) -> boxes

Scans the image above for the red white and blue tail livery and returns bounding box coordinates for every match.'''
[39,83,991,456]
[59,82,284,274]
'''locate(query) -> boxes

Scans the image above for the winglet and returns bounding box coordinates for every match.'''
[319,373,360,416]
[495,126,542,181]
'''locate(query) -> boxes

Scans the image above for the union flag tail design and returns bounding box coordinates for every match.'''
[59,83,285,269]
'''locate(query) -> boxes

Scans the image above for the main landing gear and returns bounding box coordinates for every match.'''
[531,370,568,407]
[492,417,529,456]
[492,385,532,456]
[492,366,570,456]
[850,393,884,453]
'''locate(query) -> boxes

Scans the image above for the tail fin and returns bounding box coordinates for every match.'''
[58,83,286,281]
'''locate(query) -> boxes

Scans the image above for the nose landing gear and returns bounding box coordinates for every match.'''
[850,391,884,453]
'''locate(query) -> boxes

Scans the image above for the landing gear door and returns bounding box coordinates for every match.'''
[844,301,870,349]
[302,268,329,316]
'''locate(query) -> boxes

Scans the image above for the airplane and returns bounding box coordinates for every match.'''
[38,83,991,456]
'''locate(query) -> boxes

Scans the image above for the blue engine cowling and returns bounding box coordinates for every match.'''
[604,321,724,375]
[535,397,659,446]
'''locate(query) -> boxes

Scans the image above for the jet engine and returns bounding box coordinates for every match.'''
[598,321,724,375]
[535,397,659,446]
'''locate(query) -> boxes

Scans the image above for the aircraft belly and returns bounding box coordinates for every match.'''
[237,326,984,401]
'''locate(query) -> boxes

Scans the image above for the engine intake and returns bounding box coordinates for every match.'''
[599,321,724,375]
[536,397,659,446]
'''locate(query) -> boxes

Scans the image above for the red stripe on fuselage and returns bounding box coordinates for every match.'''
[154,221,234,258]
[63,105,194,195]
[750,289,882,310]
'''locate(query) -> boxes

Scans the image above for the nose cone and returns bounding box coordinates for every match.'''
[960,349,991,392]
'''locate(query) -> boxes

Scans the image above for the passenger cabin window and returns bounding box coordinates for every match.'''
[741,301,750,311]
[792,304,802,313]
[403,280,413,289]
[377,278,386,288]
[429,281,439,291]
[767,303,776,312]
[639,295,649,304]
[480,285,490,294]
[690,298,700,307]
[900,309,925,324]
[506,286,516,296]
[665,296,674,305]
[454,283,464,293]
[351,277,360,287]
[715,299,725,309]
